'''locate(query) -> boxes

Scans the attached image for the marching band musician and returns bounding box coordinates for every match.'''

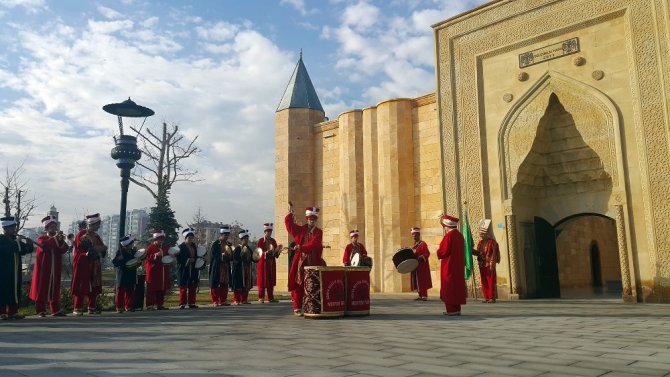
[436,215,466,316]
[342,229,367,267]
[285,204,324,316]
[474,219,500,303]
[29,215,68,317]
[112,235,137,314]
[177,228,200,309]
[410,227,432,301]
[145,230,171,310]
[209,225,232,306]
[257,223,281,303]
[0,216,34,320]
[230,229,252,305]
[112,235,138,313]
[71,213,107,316]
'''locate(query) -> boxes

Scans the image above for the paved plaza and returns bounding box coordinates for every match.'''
[2,294,670,376]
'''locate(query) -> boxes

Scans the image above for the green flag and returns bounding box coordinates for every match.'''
[463,210,474,279]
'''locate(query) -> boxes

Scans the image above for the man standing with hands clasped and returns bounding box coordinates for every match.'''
[436,214,466,316]
[474,219,500,303]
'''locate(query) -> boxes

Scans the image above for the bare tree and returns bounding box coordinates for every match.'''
[188,206,208,245]
[128,121,202,199]
[1,162,37,231]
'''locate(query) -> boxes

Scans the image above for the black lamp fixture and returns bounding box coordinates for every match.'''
[104,98,154,246]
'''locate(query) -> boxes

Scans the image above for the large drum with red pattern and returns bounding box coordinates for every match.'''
[303,266,345,318]
[344,266,371,316]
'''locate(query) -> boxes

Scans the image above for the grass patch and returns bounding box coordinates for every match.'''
[18,283,290,316]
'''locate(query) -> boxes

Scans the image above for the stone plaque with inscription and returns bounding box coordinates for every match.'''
[518,37,580,68]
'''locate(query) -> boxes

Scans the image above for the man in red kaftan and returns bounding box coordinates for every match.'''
[71,213,107,316]
[409,227,432,301]
[285,205,324,316]
[30,215,68,317]
[436,214,466,316]
[257,223,281,303]
[342,229,368,267]
[474,219,500,303]
[145,230,171,310]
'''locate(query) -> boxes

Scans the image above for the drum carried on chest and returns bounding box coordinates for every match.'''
[393,248,418,274]
[126,257,142,269]
[303,266,345,319]
[161,255,176,265]
[351,253,373,268]
[194,257,206,270]
[134,249,146,260]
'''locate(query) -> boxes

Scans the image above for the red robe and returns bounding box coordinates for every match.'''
[475,238,500,300]
[71,230,105,296]
[145,243,171,292]
[285,213,324,292]
[257,237,278,290]
[436,229,466,305]
[342,243,367,266]
[410,240,433,291]
[30,235,68,303]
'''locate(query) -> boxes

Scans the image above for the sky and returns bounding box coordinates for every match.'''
[0,0,487,239]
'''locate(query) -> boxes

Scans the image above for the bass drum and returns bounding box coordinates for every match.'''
[392,248,418,274]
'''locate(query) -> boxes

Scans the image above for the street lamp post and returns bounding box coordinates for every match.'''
[103,98,154,246]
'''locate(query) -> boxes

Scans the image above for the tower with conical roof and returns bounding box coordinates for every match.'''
[274,51,325,248]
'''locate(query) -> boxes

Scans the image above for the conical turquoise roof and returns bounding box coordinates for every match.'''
[276,52,324,112]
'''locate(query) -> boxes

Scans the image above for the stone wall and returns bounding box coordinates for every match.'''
[434,0,670,302]
[556,216,620,294]
[275,94,442,293]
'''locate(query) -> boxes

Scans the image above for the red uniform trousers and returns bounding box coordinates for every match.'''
[258,286,274,301]
[146,290,166,307]
[445,304,461,313]
[480,267,497,301]
[291,285,304,310]
[179,285,197,306]
[232,289,246,303]
[116,288,135,310]
[74,293,98,311]
[210,287,229,304]
[0,305,19,316]
[34,296,60,314]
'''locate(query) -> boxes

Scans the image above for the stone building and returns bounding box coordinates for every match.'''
[274,0,670,302]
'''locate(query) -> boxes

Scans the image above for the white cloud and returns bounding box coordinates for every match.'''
[0,12,294,236]
[0,0,44,10]
[341,1,379,31]
[322,0,487,104]
[280,0,307,16]
[97,5,123,20]
[196,21,239,41]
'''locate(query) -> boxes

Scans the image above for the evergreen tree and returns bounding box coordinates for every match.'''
[146,185,180,246]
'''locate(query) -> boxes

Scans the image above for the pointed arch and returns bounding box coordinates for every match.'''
[498,71,624,200]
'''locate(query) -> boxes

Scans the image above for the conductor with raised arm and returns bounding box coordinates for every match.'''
[285,201,324,316]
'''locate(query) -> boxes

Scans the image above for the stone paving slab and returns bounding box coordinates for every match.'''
[2,296,670,376]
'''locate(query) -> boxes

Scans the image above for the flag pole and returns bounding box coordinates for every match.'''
[464,201,478,301]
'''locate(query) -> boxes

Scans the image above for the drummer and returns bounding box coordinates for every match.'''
[145,230,171,311]
[230,229,252,305]
[177,228,200,309]
[209,225,233,306]
[112,235,137,313]
[342,229,368,266]
[410,227,432,301]
[257,223,281,303]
